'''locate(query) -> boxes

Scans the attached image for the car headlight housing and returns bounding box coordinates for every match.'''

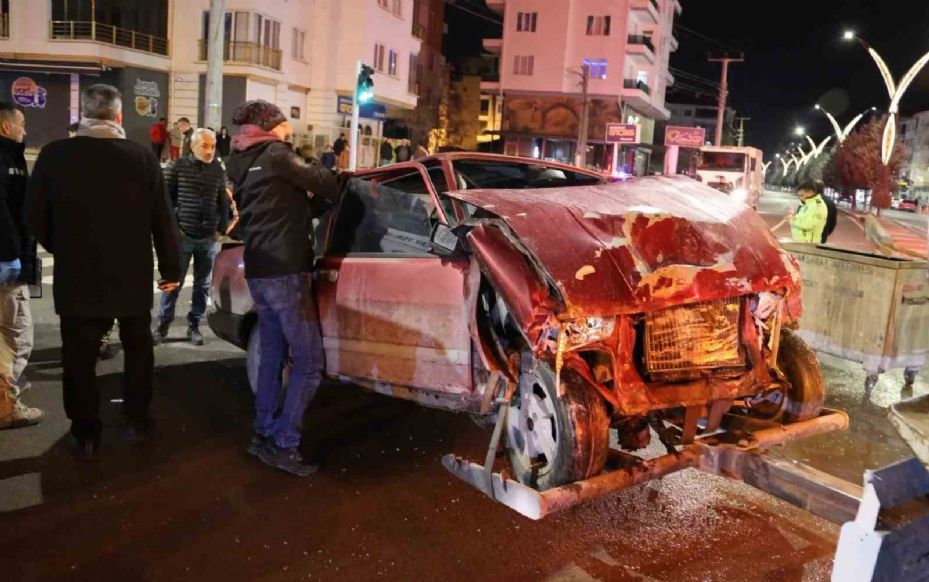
[562,316,617,351]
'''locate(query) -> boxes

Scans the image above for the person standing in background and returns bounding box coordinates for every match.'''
[217,127,232,160]
[149,118,167,161]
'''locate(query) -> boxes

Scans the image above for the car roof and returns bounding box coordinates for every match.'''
[354,152,608,179]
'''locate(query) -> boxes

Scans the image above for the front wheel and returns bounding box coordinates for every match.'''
[504,358,610,491]
[745,329,824,422]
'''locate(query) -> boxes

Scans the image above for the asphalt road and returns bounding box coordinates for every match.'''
[3,199,925,581]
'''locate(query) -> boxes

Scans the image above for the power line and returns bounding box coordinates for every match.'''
[673,23,742,54]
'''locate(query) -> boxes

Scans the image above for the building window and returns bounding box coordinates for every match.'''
[408,53,420,94]
[374,44,386,72]
[583,58,608,80]
[586,15,611,36]
[291,28,306,60]
[388,49,398,76]
[513,55,534,76]
[392,0,403,16]
[199,10,282,70]
[378,0,389,9]
[516,12,537,32]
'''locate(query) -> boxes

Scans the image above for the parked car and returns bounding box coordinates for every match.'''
[209,153,823,492]
[898,198,918,212]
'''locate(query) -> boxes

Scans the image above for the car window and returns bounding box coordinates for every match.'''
[453,160,603,191]
[327,173,436,256]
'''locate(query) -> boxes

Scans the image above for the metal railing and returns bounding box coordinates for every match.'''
[198,40,282,71]
[624,79,651,95]
[49,21,169,56]
[627,34,655,53]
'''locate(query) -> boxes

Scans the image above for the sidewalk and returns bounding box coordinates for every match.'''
[838,206,928,259]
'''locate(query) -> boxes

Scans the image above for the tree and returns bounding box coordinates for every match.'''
[828,116,907,215]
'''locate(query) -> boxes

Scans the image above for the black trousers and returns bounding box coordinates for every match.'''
[60,313,153,439]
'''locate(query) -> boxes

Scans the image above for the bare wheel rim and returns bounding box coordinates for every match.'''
[743,388,787,418]
[506,370,560,471]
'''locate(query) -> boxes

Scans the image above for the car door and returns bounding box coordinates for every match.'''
[314,164,475,397]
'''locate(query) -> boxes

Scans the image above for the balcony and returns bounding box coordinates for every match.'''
[198,40,282,71]
[50,21,169,56]
[624,79,651,96]
[482,37,502,55]
[629,0,659,24]
[626,34,655,63]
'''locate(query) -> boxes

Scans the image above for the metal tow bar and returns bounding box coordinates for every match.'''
[442,408,855,521]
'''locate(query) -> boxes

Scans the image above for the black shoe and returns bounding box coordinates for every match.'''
[124,418,155,446]
[152,321,170,345]
[69,434,99,462]
[247,433,270,457]
[187,325,204,346]
[257,444,318,476]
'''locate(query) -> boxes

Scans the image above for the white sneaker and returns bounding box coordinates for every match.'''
[0,399,45,429]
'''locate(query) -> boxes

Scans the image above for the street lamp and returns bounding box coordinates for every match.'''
[844,31,929,164]
[794,126,806,136]
[814,103,878,143]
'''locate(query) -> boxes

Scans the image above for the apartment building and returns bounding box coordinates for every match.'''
[0,0,423,168]
[482,0,680,173]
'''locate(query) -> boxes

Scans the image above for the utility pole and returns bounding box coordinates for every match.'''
[735,116,750,147]
[574,63,590,168]
[708,54,743,147]
[204,0,226,130]
[349,61,362,171]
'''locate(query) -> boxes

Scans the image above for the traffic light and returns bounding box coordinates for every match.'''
[357,64,375,104]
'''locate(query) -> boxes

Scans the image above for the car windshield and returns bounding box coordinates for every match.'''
[699,152,746,172]
[452,159,603,190]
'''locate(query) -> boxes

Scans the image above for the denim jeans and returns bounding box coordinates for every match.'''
[158,235,217,325]
[247,273,323,449]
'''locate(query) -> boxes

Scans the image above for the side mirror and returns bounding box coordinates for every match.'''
[430,223,461,257]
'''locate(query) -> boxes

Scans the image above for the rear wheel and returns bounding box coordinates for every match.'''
[504,357,609,491]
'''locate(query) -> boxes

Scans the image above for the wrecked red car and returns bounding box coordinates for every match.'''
[209,153,831,498]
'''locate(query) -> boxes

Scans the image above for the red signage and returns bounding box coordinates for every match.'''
[605,123,639,144]
[664,126,706,148]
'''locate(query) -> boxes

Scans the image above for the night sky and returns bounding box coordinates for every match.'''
[445,0,929,160]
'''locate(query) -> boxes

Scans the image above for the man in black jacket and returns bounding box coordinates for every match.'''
[0,102,44,430]
[154,128,229,346]
[26,84,181,460]
[226,100,338,476]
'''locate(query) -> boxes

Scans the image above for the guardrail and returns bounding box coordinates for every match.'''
[49,21,169,56]
[198,40,282,71]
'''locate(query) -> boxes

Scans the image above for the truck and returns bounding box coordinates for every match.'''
[697,146,764,209]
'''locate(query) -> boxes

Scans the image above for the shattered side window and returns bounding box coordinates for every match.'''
[453,160,603,190]
[327,175,436,256]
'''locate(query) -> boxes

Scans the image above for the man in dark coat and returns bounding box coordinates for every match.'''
[226,99,338,476]
[0,102,43,430]
[154,127,229,346]
[26,84,181,460]
[178,117,194,158]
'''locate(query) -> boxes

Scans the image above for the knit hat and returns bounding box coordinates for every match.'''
[231,100,287,132]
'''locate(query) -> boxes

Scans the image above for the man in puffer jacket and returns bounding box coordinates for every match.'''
[225,100,338,477]
[154,127,229,346]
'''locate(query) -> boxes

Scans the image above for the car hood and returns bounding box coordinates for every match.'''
[449,176,800,319]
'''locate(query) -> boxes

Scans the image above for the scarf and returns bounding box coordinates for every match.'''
[76,118,127,140]
[231,124,280,152]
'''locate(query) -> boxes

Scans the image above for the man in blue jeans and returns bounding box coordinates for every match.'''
[154,128,229,346]
[225,100,337,476]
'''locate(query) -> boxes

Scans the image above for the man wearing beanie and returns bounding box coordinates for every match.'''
[225,99,338,476]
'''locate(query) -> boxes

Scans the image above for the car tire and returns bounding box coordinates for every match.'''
[775,329,825,422]
[246,325,290,396]
[504,356,610,491]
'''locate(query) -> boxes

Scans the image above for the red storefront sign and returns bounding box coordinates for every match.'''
[664,126,706,148]
[605,123,639,143]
